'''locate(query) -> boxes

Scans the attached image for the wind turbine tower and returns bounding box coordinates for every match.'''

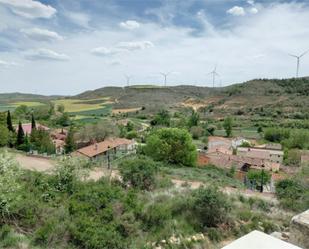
[160,71,171,87]
[289,50,308,78]
[124,74,132,87]
[208,65,219,88]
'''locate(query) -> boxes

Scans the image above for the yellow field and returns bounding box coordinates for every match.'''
[53,98,112,113]
[12,101,45,107]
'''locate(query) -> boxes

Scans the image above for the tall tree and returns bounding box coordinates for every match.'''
[65,127,76,154]
[223,116,233,137]
[6,110,14,132]
[16,121,25,146]
[31,113,36,130]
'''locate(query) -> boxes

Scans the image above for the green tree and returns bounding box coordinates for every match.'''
[145,128,197,167]
[150,110,171,127]
[0,125,9,147]
[16,121,25,146]
[56,112,71,126]
[6,110,14,132]
[31,129,55,154]
[191,187,231,228]
[247,169,271,192]
[65,127,76,153]
[31,113,36,130]
[223,116,233,137]
[119,156,158,190]
[188,110,200,128]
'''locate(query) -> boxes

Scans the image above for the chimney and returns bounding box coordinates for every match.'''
[94,143,98,150]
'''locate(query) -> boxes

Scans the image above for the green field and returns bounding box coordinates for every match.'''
[0,101,45,112]
[214,128,261,139]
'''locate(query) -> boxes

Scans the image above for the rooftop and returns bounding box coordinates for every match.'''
[221,230,302,249]
[76,138,134,158]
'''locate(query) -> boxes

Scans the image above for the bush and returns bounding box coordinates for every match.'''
[119,156,158,191]
[190,187,231,228]
[142,202,172,230]
[190,126,204,139]
[275,179,308,211]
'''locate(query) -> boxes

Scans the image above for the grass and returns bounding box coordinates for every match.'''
[161,165,244,189]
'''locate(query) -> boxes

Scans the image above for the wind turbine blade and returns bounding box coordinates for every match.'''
[300,49,309,57]
[288,54,298,58]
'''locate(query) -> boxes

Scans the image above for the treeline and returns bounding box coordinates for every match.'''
[0,111,56,154]
[264,128,309,150]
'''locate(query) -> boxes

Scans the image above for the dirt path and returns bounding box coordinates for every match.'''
[16,154,55,172]
[171,178,277,202]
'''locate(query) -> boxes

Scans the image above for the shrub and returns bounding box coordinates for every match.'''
[190,126,204,139]
[119,156,158,191]
[190,187,231,228]
[207,228,222,242]
[275,179,308,211]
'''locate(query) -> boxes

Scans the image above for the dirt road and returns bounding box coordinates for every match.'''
[16,154,55,172]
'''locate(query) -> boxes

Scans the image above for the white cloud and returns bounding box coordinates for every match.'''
[0,59,18,67]
[91,47,123,57]
[0,0,56,19]
[21,28,63,41]
[91,41,154,57]
[227,6,246,16]
[249,7,259,14]
[24,48,69,61]
[247,0,255,6]
[115,41,154,51]
[119,20,140,30]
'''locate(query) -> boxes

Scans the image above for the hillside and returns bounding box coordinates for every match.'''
[0,92,60,104]
[1,78,308,117]
[73,78,309,115]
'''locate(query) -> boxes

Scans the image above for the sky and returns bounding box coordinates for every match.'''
[0,0,309,95]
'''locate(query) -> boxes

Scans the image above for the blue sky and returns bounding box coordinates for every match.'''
[0,0,309,95]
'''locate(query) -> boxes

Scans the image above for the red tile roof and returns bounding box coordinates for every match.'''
[15,123,50,135]
[76,138,134,158]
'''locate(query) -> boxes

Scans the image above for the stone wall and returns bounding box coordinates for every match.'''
[290,209,309,249]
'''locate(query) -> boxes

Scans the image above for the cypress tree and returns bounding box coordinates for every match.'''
[6,110,14,132]
[31,113,36,130]
[16,121,25,146]
[64,127,76,154]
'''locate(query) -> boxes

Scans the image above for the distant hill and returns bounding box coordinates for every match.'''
[1,78,308,117]
[0,92,61,104]
[73,78,309,115]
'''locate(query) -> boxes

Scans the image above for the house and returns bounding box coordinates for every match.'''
[74,138,136,161]
[207,136,250,155]
[221,230,302,249]
[208,136,233,154]
[16,123,50,135]
[237,147,284,164]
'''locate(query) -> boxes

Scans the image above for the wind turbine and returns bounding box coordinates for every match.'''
[208,65,219,88]
[160,71,172,87]
[289,50,309,78]
[124,74,133,87]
